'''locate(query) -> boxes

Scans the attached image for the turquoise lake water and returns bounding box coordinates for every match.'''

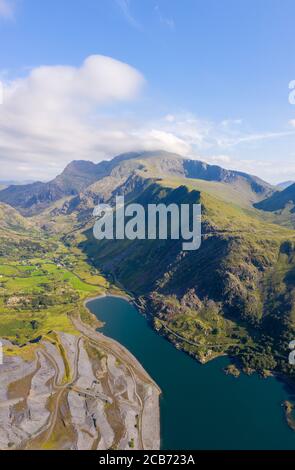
[87,295,295,450]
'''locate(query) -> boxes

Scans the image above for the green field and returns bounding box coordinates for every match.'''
[0,230,109,347]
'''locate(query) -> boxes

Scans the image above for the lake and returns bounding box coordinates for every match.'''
[87,295,295,450]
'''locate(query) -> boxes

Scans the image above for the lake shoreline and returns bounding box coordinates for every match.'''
[82,293,162,450]
[88,292,295,450]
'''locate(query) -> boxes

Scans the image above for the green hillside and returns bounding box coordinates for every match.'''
[77,177,295,376]
[1,152,295,381]
[255,184,295,228]
[0,220,109,349]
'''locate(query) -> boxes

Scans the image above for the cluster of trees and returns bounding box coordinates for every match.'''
[239,347,277,372]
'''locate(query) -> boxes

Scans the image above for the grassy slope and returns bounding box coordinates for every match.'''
[255,183,295,212]
[0,203,35,233]
[158,175,264,208]
[79,176,295,375]
[2,165,295,378]
[254,184,295,229]
[0,221,109,352]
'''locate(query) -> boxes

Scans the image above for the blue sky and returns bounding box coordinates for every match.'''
[0,0,295,182]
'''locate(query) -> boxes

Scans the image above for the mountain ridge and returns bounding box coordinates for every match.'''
[277,181,295,190]
[1,150,295,395]
[74,174,295,376]
[255,182,295,213]
[0,151,276,215]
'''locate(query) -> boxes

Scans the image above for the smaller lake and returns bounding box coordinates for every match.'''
[87,295,295,450]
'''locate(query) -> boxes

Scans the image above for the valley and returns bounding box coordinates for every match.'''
[0,210,160,450]
[1,150,295,449]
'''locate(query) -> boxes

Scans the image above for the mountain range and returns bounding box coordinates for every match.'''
[255,182,295,213]
[1,150,295,380]
[0,151,275,215]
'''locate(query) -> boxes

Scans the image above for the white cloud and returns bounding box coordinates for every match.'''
[206,155,231,165]
[223,158,295,184]
[164,114,175,122]
[0,0,14,19]
[220,119,242,128]
[154,4,175,30]
[139,129,191,155]
[116,0,142,30]
[216,130,295,148]
[0,60,215,180]
[0,55,295,183]
[0,55,146,179]
[156,113,211,148]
